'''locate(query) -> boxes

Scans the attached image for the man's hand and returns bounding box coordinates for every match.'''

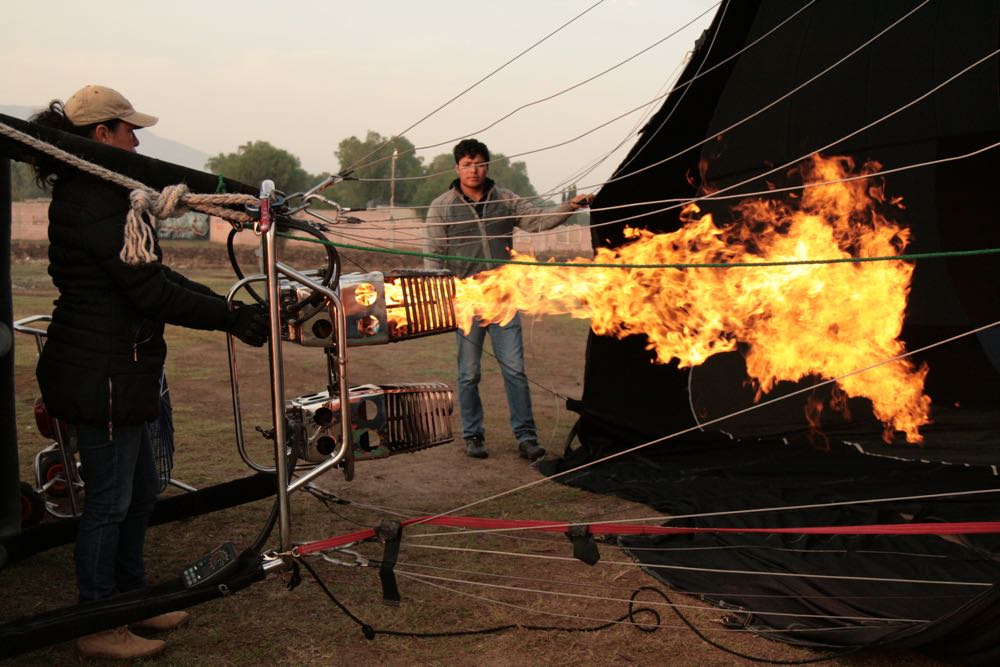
[569,193,595,210]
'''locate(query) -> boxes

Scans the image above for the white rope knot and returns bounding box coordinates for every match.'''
[120,184,191,266]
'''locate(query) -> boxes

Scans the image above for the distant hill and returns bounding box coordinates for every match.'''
[1,105,210,172]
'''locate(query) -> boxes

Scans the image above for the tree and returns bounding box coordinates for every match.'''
[486,154,539,200]
[411,153,456,211]
[205,140,313,193]
[332,131,424,209]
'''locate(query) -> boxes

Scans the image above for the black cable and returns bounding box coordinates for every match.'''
[298,557,662,640]
[657,586,864,664]
[305,545,889,662]
[247,447,299,555]
[248,496,281,555]
[303,485,374,529]
[227,217,341,311]
[337,250,369,274]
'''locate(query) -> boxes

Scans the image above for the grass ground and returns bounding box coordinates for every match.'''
[1,240,944,666]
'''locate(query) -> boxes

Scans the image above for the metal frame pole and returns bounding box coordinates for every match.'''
[258,181,293,551]
[0,157,19,540]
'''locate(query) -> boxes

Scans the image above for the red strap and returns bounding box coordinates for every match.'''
[295,516,1000,556]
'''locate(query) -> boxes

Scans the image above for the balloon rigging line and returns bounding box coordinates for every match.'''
[305,483,964,564]
[458,0,813,199]
[305,480,975,564]
[343,1,723,178]
[617,543,951,559]
[390,320,1000,533]
[402,544,993,588]
[395,569,933,623]
[318,138,1000,245]
[301,409,993,569]
[413,512,966,560]
[396,570,693,632]
[412,3,724,156]
[541,56,682,199]
[262,14,999,252]
[378,563,936,638]
[569,0,934,195]
[603,0,731,185]
[540,7,726,196]
[346,0,811,185]
[351,0,928,187]
[395,570,898,636]
[540,4,713,200]
[581,140,1000,233]
[563,44,1000,234]
[395,561,967,601]
[401,570,932,638]
[534,48,684,199]
[307,524,979,643]
[292,2,996,644]
[342,0,607,175]
[409,485,1000,540]
[341,9,1000,263]
[292,228,1000,268]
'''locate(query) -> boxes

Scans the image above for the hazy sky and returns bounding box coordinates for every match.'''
[2,0,717,196]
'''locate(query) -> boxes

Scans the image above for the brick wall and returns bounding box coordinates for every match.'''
[10,200,50,241]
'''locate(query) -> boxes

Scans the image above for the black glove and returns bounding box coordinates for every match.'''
[227,302,269,347]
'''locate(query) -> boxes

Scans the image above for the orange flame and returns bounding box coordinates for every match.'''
[384,280,409,337]
[454,154,931,443]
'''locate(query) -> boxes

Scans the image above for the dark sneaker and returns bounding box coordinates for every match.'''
[465,436,488,459]
[518,439,546,461]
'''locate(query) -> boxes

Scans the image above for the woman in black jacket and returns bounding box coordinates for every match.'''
[30,85,267,660]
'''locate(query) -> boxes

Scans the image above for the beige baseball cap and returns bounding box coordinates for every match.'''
[63,85,158,128]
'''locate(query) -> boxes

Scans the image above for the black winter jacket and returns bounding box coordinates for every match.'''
[36,171,232,428]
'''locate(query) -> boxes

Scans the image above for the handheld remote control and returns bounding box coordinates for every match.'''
[181,542,239,588]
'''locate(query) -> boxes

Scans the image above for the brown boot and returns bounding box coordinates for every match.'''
[132,610,191,633]
[76,625,166,659]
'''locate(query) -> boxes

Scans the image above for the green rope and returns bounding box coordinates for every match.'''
[274,231,1000,270]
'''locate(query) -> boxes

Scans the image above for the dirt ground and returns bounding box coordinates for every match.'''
[1,240,945,666]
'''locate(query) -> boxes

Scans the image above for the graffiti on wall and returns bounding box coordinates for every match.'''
[157,211,211,240]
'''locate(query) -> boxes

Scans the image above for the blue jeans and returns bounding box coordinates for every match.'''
[75,422,159,603]
[456,313,537,443]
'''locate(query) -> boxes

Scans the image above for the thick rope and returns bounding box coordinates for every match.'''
[0,120,259,265]
[123,185,185,264]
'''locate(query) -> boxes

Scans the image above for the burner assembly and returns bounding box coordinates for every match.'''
[285,382,455,463]
[214,183,467,550]
[281,269,458,347]
[230,257,460,483]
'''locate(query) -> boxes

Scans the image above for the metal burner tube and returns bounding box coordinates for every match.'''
[385,271,458,341]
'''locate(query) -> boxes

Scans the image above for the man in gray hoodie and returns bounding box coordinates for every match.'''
[425,139,592,461]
